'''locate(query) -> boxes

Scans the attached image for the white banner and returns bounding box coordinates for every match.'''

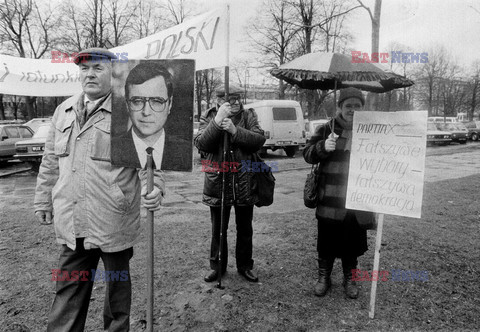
[345,111,427,218]
[0,7,227,97]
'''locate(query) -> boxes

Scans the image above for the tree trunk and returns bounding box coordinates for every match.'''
[26,96,36,120]
[371,0,382,111]
[471,78,478,121]
[279,80,286,99]
[195,71,203,121]
[0,94,5,120]
[371,0,382,56]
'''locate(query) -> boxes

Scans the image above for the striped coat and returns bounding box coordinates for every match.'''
[303,116,374,225]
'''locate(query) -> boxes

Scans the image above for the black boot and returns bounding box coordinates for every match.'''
[342,256,359,299]
[314,257,334,297]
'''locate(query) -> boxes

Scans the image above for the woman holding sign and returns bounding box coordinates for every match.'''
[303,87,375,299]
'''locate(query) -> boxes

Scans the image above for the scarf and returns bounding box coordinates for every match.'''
[334,113,353,151]
[75,91,111,128]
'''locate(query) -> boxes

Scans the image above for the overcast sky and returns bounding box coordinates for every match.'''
[195,0,480,72]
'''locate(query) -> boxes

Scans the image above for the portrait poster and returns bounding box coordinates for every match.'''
[345,111,428,218]
[111,59,195,171]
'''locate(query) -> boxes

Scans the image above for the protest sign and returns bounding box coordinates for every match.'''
[0,7,227,96]
[111,59,195,172]
[346,111,427,218]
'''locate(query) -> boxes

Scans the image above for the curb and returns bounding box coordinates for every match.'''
[0,167,32,178]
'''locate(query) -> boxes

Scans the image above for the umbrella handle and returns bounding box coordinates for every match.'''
[332,80,337,134]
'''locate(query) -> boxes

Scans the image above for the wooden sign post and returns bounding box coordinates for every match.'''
[369,213,384,319]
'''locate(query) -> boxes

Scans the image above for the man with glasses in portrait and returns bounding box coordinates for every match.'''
[119,62,174,169]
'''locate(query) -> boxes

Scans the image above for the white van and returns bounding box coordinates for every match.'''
[244,100,306,157]
[306,119,329,142]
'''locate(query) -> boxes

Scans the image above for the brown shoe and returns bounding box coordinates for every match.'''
[238,269,259,282]
[204,270,225,283]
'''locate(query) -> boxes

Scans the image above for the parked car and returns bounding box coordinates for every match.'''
[305,119,329,142]
[427,123,451,146]
[14,123,51,169]
[24,117,52,132]
[244,100,306,157]
[435,122,468,144]
[428,116,456,123]
[462,121,480,141]
[0,124,34,165]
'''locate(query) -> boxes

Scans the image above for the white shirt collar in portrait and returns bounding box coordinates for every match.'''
[132,128,165,169]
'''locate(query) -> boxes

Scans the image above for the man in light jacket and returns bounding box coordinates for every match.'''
[34,48,164,331]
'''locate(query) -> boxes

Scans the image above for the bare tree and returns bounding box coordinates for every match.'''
[317,0,354,53]
[357,0,381,55]
[162,0,195,25]
[105,0,138,47]
[0,0,60,119]
[289,0,359,54]
[384,41,416,111]
[83,0,109,47]
[194,68,222,119]
[0,0,58,58]
[131,0,163,39]
[469,61,480,120]
[129,0,196,40]
[57,0,107,51]
[246,0,298,99]
[414,46,451,116]
[412,46,472,119]
[59,1,87,51]
[357,0,382,111]
[59,0,126,49]
[286,0,359,116]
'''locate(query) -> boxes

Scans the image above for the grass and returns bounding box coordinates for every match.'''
[0,174,479,331]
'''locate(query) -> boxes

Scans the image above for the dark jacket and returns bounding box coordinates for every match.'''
[112,129,192,171]
[303,115,374,225]
[194,106,266,207]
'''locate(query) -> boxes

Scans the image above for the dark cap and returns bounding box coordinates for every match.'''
[338,88,365,106]
[338,87,365,106]
[73,48,118,65]
[215,84,244,98]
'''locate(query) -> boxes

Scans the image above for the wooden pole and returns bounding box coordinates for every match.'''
[216,132,228,289]
[369,213,385,319]
[216,4,230,290]
[146,150,155,331]
[332,80,337,133]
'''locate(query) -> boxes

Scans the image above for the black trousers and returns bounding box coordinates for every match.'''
[209,205,254,272]
[47,238,133,332]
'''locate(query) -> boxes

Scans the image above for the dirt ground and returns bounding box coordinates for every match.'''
[1,156,479,331]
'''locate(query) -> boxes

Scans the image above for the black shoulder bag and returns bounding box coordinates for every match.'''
[241,108,275,207]
[253,153,275,207]
[303,163,322,208]
[303,122,329,208]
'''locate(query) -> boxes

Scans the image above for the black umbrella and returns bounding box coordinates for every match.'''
[270,52,414,93]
